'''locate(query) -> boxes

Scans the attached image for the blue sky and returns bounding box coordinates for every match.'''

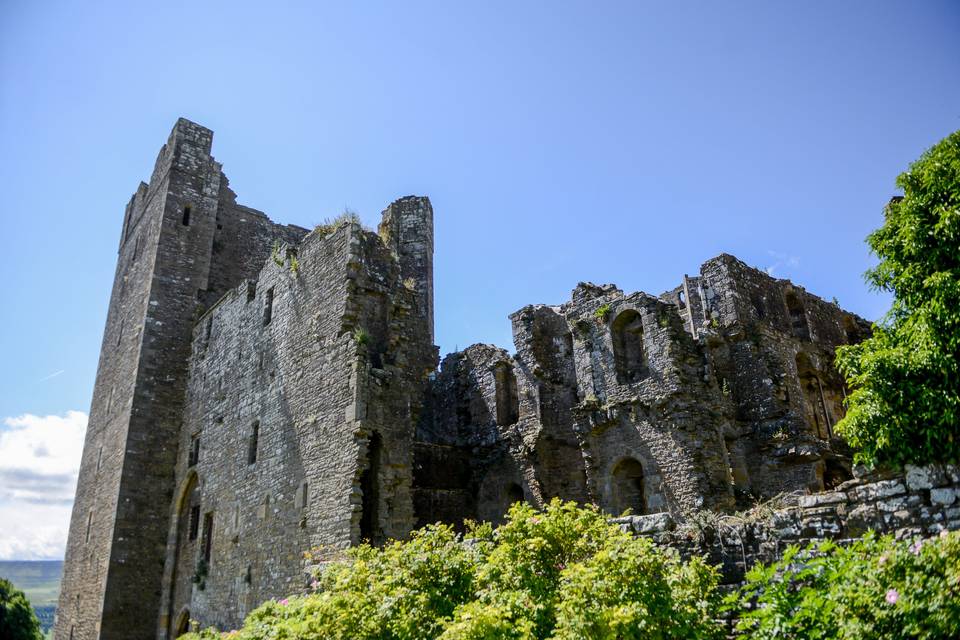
[0,1,958,558]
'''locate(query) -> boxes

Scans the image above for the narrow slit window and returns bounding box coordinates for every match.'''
[182,205,192,226]
[188,435,200,467]
[188,505,200,541]
[85,511,93,543]
[96,446,103,471]
[263,288,274,326]
[202,512,214,563]
[248,422,260,465]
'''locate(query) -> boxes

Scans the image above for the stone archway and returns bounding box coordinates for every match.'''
[608,457,646,516]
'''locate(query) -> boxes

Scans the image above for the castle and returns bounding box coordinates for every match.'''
[55,119,870,639]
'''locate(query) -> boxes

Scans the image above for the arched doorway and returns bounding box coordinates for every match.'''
[609,458,646,515]
[168,472,200,637]
[174,609,191,638]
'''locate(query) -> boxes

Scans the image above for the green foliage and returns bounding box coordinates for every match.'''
[0,578,43,640]
[315,209,363,236]
[594,304,611,323]
[353,327,369,347]
[180,500,722,640]
[835,130,960,467]
[731,530,960,639]
[553,536,722,640]
[192,558,209,591]
[270,240,284,267]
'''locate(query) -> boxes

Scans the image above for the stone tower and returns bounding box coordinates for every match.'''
[55,120,306,640]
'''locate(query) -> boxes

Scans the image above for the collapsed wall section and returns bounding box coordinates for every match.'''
[419,253,871,527]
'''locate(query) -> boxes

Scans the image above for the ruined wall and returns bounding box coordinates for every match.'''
[157,201,436,635]
[418,254,868,529]
[612,463,960,586]
[676,254,869,502]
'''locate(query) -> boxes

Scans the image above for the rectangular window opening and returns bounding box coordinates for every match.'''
[263,288,274,326]
[248,422,260,465]
[188,505,200,541]
[202,512,214,563]
[182,205,192,226]
[189,435,200,467]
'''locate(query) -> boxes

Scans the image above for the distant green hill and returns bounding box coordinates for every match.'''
[0,560,63,636]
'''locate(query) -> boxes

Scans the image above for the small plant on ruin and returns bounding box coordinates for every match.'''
[721,378,731,396]
[315,208,364,237]
[353,327,369,347]
[593,304,611,323]
[271,240,284,267]
[192,559,209,591]
[289,253,300,274]
[835,130,960,468]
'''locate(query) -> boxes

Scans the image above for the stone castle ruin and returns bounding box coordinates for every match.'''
[55,119,871,639]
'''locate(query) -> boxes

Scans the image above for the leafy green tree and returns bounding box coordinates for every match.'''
[0,578,43,640]
[836,130,960,467]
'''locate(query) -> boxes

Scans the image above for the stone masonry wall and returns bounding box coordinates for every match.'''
[156,201,436,635]
[612,463,960,586]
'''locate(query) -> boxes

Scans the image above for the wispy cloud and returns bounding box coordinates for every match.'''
[764,250,800,277]
[0,411,87,560]
[37,369,65,382]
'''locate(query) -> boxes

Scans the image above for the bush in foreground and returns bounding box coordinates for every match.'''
[733,530,960,639]
[183,500,723,639]
[181,502,960,639]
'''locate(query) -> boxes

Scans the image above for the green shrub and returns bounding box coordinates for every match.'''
[553,536,723,639]
[181,500,722,640]
[0,578,43,640]
[835,130,960,467]
[594,304,611,323]
[731,530,960,639]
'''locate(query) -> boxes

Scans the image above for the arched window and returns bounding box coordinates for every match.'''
[494,362,519,426]
[609,458,646,515]
[611,310,648,383]
[175,609,191,637]
[359,432,382,543]
[506,482,524,505]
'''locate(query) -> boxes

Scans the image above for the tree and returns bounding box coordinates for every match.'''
[0,578,43,640]
[835,130,960,467]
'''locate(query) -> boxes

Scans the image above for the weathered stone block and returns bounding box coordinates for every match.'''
[905,464,946,491]
[631,512,674,534]
[851,479,907,502]
[799,491,846,508]
[931,487,958,506]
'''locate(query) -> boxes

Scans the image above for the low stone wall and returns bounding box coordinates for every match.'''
[613,463,960,585]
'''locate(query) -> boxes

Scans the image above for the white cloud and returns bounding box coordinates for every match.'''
[764,250,800,276]
[0,411,87,560]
